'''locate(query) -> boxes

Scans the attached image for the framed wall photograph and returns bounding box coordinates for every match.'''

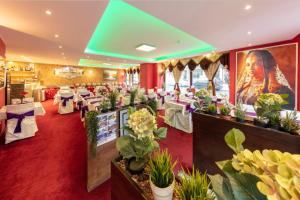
[103,70,117,81]
[236,43,298,110]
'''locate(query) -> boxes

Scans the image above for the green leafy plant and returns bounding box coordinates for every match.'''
[234,102,246,122]
[116,108,167,172]
[108,90,119,110]
[100,101,110,113]
[254,93,288,127]
[281,110,300,134]
[140,95,147,104]
[194,96,212,113]
[205,104,217,115]
[85,111,99,156]
[147,98,158,115]
[176,167,214,200]
[149,150,176,188]
[130,89,138,106]
[220,105,230,116]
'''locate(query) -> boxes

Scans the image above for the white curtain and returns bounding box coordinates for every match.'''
[204,60,220,96]
[172,67,182,91]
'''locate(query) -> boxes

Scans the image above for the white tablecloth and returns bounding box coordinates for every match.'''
[164,100,194,133]
[0,102,46,120]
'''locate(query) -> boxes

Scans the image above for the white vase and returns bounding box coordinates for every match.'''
[150,176,175,200]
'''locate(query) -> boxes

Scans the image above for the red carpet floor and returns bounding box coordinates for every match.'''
[0,100,192,200]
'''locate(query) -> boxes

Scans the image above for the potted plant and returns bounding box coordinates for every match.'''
[85,111,99,157]
[195,88,210,100]
[130,89,138,106]
[234,101,246,122]
[108,90,119,111]
[147,98,158,115]
[219,104,231,119]
[176,167,214,200]
[210,128,300,200]
[204,103,217,115]
[149,150,176,200]
[140,95,147,104]
[280,110,300,135]
[253,93,287,129]
[116,108,167,174]
[100,101,110,113]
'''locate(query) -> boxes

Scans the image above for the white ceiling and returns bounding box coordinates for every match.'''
[0,0,300,66]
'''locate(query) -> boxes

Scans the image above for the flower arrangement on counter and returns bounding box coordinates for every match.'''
[195,88,210,99]
[209,128,300,200]
[116,107,167,173]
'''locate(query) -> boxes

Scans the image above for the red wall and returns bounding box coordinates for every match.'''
[140,63,158,91]
[229,34,300,110]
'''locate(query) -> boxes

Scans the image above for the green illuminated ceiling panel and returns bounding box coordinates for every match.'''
[85,0,215,62]
[78,58,136,69]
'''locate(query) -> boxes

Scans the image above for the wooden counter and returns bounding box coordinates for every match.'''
[192,112,300,174]
[111,160,147,200]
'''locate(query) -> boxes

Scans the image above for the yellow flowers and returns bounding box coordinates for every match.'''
[256,93,284,106]
[231,149,300,200]
[127,108,157,139]
[195,88,210,98]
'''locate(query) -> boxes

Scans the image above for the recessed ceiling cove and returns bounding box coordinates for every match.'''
[85,0,215,62]
[78,58,137,69]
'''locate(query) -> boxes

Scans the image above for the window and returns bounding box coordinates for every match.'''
[165,70,175,92]
[214,64,229,98]
[179,67,190,93]
[192,66,209,90]
[125,73,131,86]
[132,72,139,85]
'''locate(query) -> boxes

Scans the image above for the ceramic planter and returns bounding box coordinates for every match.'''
[150,175,174,200]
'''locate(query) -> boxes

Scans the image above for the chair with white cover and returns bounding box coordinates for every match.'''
[58,92,74,114]
[11,98,22,105]
[157,91,166,110]
[22,97,34,104]
[5,103,37,144]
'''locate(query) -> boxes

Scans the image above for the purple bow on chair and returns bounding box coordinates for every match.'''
[81,94,90,98]
[158,94,165,105]
[61,96,73,106]
[7,110,34,134]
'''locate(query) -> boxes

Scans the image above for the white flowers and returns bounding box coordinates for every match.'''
[127,108,157,139]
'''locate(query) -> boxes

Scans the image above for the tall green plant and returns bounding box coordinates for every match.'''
[176,167,213,200]
[130,89,138,106]
[109,90,119,110]
[85,111,99,156]
[147,99,158,115]
[281,110,300,134]
[150,150,176,188]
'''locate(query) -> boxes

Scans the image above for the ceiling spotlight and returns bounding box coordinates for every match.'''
[63,57,66,59]
[247,31,252,35]
[248,43,252,46]
[244,5,252,10]
[136,44,156,52]
[61,52,65,55]
[45,10,52,15]
[103,63,112,65]
[54,34,59,38]
[58,45,63,49]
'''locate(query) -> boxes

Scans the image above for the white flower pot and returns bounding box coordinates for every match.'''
[150,176,174,200]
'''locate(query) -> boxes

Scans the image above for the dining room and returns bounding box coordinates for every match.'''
[1,1,300,200]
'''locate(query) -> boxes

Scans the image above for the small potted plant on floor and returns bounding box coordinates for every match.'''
[220,104,231,119]
[100,101,110,113]
[108,90,119,111]
[129,89,138,106]
[149,150,176,200]
[176,167,214,200]
[85,111,99,157]
[116,108,167,174]
[235,101,246,123]
[254,93,287,129]
[280,110,300,135]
